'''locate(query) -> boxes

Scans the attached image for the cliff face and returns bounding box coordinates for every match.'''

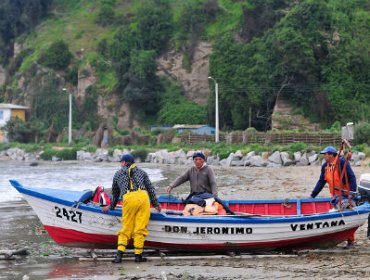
[1,39,211,129]
[89,41,212,128]
[156,41,212,105]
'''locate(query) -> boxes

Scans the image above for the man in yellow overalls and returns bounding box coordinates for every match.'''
[102,154,161,262]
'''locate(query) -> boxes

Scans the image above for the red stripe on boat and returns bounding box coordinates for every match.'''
[44,225,357,251]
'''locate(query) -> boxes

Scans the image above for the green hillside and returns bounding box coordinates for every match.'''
[0,0,369,142]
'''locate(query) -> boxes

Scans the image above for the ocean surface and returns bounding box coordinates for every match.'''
[0,160,166,203]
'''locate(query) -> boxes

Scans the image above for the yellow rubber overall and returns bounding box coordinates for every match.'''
[117,164,150,255]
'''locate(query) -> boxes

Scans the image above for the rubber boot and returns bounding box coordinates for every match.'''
[344,240,355,249]
[134,254,147,263]
[112,250,123,263]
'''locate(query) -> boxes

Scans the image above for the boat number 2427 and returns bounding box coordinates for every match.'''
[54,206,82,223]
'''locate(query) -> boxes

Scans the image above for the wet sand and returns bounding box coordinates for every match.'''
[1,162,370,279]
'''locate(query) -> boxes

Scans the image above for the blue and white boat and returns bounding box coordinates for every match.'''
[9,179,370,252]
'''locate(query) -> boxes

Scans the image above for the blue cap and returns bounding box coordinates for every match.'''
[120,154,135,163]
[192,152,206,160]
[320,146,337,154]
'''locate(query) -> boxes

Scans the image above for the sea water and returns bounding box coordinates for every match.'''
[0,160,166,203]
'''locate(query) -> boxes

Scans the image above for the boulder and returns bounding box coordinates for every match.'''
[280,152,295,166]
[268,151,282,164]
[250,155,265,167]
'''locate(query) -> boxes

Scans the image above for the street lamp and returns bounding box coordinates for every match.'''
[62,88,72,145]
[208,76,219,143]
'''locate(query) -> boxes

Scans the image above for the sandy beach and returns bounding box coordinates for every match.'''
[1,161,370,279]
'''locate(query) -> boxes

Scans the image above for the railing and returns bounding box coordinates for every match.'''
[179,132,341,145]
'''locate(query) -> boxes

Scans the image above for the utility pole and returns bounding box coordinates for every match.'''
[208,76,219,143]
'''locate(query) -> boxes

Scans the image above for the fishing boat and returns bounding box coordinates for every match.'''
[9,179,370,252]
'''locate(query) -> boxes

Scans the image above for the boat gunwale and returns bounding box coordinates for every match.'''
[9,180,370,224]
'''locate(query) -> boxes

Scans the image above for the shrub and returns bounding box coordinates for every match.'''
[39,40,72,70]
[354,122,370,145]
[96,4,115,26]
[0,143,10,151]
[40,148,77,160]
[132,149,149,162]
[288,142,308,153]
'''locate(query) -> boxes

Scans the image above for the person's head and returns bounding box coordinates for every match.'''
[192,152,206,169]
[120,154,135,166]
[320,146,337,163]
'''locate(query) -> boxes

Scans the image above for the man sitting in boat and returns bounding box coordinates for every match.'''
[166,151,217,196]
[101,154,161,263]
[165,151,232,215]
[310,145,357,248]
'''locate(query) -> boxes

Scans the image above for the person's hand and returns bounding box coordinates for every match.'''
[101,205,110,213]
[155,205,162,212]
[165,186,172,194]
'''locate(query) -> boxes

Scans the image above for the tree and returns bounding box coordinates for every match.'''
[39,40,73,70]
[135,0,173,53]
[158,79,206,124]
[121,49,162,115]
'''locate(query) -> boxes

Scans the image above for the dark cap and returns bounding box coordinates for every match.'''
[320,146,337,154]
[120,154,135,163]
[192,152,205,160]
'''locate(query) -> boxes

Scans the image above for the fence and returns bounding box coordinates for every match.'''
[179,132,341,146]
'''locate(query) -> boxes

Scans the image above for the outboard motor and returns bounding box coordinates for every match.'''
[358,174,370,203]
[358,174,370,239]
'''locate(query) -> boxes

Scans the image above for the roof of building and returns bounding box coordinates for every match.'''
[173,124,210,129]
[0,103,29,110]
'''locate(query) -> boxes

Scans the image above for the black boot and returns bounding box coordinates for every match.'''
[112,250,123,263]
[134,254,147,263]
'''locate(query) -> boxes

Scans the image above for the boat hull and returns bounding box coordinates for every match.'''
[43,224,357,251]
[10,180,370,252]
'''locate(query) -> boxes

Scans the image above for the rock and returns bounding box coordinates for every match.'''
[24,153,37,162]
[268,151,282,164]
[6,148,25,161]
[281,152,295,167]
[112,149,123,157]
[77,151,93,161]
[261,152,269,161]
[250,155,265,167]
[358,152,366,160]
[246,151,256,159]
[308,153,318,164]
[230,159,245,166]
[233,150,243,159]
[293,151,302,162]
[296,153,309,166]
[207,155,220,166]
[225,153,235,167]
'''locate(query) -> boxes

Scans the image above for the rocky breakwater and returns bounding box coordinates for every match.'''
[146,149,366,168]
[1,147,366,168]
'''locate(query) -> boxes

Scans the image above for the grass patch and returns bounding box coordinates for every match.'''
[205,0,244,38]
[40,148,77,160]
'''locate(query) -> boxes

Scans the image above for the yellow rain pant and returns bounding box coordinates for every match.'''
[117,189,150,255]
